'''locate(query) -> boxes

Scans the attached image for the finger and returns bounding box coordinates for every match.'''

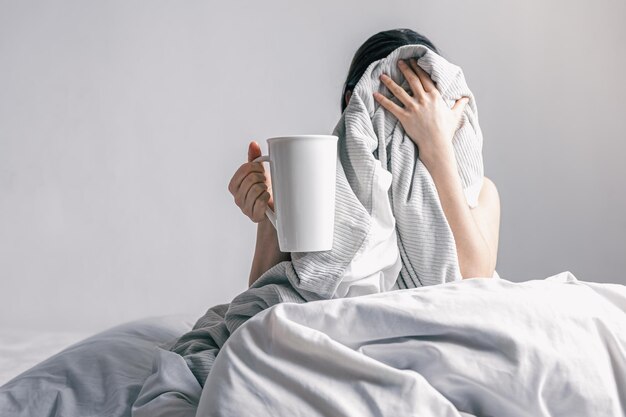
[251,191,271,222]
[228,162,265,195]
[409,58,437,93]
[234,172,266,207]
[452,96,470,113]
[266,185,274,211]
[243,183,267,217]
[452,96,470,118]
[379,73,414,108]
[397,59,426,98]
[240,172,267,197]
[248,140,262,163]
[373,91,407,121]
[452,96,470,128]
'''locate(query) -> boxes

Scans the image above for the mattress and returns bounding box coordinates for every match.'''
[0,314,196,417]
[0,328,93,387]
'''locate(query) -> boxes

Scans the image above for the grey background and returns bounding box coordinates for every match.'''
[1,0,624,332]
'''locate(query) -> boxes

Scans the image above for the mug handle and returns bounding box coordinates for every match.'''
[252,155,277,229]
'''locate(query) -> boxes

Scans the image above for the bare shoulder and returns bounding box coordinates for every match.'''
[478,176,500,213]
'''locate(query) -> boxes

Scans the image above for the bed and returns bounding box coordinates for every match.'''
[1,271,625,417]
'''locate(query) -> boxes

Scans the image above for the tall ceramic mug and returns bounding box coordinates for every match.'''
[253,135,338,252]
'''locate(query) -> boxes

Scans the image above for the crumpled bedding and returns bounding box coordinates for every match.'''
[197,271,626,417]
[2,273,624,417]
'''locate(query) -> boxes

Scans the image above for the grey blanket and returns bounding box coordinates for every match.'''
[168,44,484,387]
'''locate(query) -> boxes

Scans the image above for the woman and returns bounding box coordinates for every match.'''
[228,28,501,287]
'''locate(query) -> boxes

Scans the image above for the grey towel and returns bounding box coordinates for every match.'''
[169,44,484,386]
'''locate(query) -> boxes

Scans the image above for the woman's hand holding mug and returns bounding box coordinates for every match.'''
[230,134,337,252]
[228,141,274,223]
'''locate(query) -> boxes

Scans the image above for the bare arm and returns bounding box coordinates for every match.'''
[249,217,291,287]
[470,176,500,275]
[427,156,496,278]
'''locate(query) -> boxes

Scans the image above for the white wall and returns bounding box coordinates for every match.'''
[1,0,625,332]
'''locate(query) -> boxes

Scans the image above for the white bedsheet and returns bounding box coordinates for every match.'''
[195,271,626,416]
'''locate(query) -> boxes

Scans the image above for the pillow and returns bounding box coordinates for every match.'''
[0,314,194,417]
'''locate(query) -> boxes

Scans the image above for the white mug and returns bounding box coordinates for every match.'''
[253,135,338,252]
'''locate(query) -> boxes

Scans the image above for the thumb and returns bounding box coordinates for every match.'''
[451,96,469,129]
[248,140,262,163]
[452,96,470,116]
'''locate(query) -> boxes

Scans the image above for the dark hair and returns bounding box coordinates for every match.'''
[341,28,439,113]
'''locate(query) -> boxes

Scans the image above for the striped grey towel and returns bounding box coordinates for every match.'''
[168,44,484,386]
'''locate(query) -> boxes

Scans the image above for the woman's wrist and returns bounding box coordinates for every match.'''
[256,217,279,245]
[419,140,456,176]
